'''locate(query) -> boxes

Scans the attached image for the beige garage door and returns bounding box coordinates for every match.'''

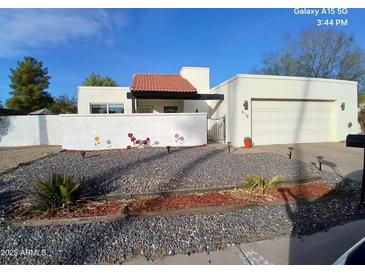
[252,99,336,145]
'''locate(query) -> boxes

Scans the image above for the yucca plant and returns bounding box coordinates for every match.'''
[30,174,81,212]
[245,175,283,194]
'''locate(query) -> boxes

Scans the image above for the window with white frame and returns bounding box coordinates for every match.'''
[90,103,124,114]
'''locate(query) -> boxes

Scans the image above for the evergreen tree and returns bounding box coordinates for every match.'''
[49,95,77,114]
[6,56,53,112]
[82,72,119,87]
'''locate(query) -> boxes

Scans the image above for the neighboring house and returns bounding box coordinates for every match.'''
[28,108,52,115]
[77,66,359,147]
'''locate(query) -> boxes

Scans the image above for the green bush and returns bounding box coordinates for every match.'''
[29,174,81,212]
[245,175,283,194]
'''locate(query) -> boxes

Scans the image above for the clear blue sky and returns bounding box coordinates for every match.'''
[0,8,364,103]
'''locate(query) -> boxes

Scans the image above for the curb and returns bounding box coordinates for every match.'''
[1,213,126,228]
[104,184,239,201]
[103,176,324,201]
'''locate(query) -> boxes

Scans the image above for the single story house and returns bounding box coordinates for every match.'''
[77,66,359,147]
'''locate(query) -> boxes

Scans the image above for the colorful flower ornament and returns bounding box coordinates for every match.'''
[94,136,101,146]
[174,133,185,145]
[126,133,152,149]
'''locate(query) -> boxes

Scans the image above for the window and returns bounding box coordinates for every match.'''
[108,104,124,114]
[91,104,107,114]
[90,103,124,114]
[164,106,178,113]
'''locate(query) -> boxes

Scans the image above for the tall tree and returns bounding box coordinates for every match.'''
[82,72,119,87]
[6,56,53,112]
[253,28,365,86]
[49,95,77,114]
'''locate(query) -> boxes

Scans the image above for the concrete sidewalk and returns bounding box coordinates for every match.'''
[209,141,363,183]
[126,218,365,265]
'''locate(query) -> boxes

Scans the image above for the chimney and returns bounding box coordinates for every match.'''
[180,66,210,93]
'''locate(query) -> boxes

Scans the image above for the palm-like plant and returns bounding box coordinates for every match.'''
[246,175,283,194]
[31,174,81,212]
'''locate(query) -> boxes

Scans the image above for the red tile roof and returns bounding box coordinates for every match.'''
[131,73,197,93]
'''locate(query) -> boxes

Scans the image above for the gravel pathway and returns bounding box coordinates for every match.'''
[0,195,364,264]
[0,146,345,197]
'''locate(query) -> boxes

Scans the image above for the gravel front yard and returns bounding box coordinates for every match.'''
[0,195,364,264]
[0,145,363,264]
[0,146,345,197]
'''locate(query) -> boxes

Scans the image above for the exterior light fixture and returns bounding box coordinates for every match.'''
[166,145,171,154]
[287,147,294,159]
[341,102,345,111]
[243,100,249,110]
[316,156,325,171]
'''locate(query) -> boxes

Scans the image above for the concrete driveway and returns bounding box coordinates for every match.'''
[210,142,363,183]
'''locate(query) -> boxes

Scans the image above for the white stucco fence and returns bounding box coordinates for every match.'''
[61,113,207,150]
[0,113,207,150]
[0,115,61,146]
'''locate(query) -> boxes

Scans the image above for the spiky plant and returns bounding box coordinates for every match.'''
[245,175,283,194]
[29,174,81,212]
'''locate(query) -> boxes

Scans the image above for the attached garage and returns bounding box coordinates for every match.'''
[251,99,336,145]
[209,74,360,147]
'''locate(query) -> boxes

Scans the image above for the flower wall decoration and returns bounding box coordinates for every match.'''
[174,133,185,145]
[127,133,151,149]
[94,136,101,146]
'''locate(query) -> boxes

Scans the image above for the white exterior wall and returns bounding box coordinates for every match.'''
[61,113,207,150]
[77,86,132,114]
[211,74,359,147]
[183,100,212,114]
[0,115,62,146]
[180,66,212,114]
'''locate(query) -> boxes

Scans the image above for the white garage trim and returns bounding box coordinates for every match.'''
[251,99,337,145]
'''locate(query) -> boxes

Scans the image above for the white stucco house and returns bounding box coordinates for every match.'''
[77,66,360,147]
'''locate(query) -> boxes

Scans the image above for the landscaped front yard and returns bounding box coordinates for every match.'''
[0,146,364,264]
[0,146,344,196]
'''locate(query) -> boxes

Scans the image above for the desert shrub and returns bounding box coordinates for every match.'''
[245,175,283,194]
[24,174,82,212]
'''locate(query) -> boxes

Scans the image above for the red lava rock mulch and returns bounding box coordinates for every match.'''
[267,181,337,201]
[129,191,246,214]
[129,181,337,214]
[18,181,338,220]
